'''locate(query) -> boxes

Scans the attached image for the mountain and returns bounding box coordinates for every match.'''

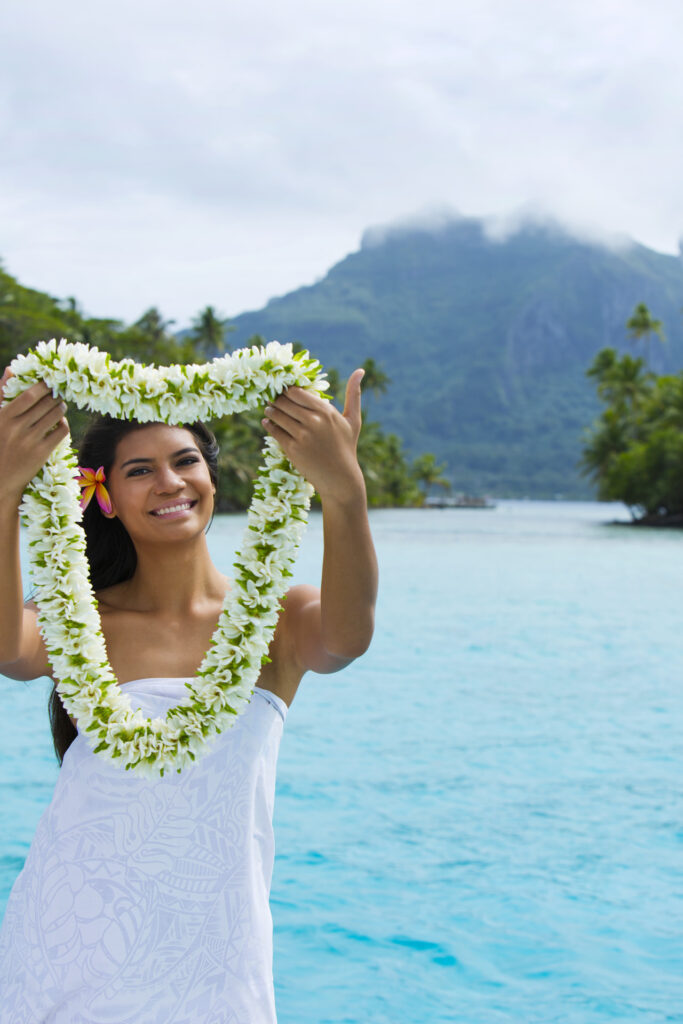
[224,215,683,498]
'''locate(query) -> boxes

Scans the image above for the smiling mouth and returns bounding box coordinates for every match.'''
[149,500,198,517]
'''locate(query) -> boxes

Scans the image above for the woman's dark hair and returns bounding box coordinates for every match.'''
[49,416,219,764]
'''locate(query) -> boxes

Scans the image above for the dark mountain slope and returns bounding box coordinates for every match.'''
[224,217,683,497]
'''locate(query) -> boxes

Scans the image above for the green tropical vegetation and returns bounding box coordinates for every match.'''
[626,302,665,366]
[6,217,683,508]
[221,216,683,498]
[581,304,683,524]
[0,260,447,510]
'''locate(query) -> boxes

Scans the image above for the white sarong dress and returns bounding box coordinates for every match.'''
[0,678,287,1024]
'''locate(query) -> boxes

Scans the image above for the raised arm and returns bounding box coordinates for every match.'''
[0,370,70,679]
[262,368,378,677]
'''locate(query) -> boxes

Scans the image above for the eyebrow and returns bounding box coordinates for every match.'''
[120,447,200,469]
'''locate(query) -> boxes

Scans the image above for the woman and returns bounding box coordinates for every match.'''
[0,367,377,1023]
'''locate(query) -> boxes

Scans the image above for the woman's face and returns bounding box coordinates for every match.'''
[103,424,216,544]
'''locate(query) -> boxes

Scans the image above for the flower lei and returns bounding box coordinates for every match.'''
[3,338,327,777]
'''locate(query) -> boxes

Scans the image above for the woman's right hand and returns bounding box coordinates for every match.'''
[0,368,70,505]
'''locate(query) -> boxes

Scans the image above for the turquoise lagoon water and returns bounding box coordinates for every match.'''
[1,501,681,1022]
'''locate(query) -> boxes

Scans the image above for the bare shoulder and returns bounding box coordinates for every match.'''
[257,582,355,709]
[281,582,321,615]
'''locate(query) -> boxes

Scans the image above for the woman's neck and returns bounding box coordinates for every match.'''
[117,535,228,615]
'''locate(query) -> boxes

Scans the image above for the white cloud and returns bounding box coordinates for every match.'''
[1,0,683,327]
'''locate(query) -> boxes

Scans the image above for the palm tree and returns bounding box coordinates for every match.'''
[189,306,232,359]
[360,358,390,400]
[58,296,83,326]
[626,302,665,367]
[579,408,630,493]
[133,307,176,343]
[411,453,451,498]
[653,375,683,432]
[586,348,652,412]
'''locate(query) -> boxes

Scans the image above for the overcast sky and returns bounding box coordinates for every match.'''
[2,0,682,329]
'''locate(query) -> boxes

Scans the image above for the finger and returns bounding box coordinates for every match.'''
[30,400,68,438]
[262,416,294,452]
[280,385,326,411]
[37,417,70,455]
[267,392,312,424]
[343,369,364,425]
[3,381,53,418]
[23,392,65,431]
[262,404,301,439]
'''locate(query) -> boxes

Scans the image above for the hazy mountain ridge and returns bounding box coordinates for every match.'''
[224,216,683,497]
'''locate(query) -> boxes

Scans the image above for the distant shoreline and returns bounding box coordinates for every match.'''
[608,514,683,529]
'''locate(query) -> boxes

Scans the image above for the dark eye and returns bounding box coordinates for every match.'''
[177,456,200,466]
[127,467,150,477]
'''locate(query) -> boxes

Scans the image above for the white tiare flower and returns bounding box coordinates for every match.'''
[84,348,111,376]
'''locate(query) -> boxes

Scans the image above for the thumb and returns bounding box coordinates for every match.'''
[343,368,364,426]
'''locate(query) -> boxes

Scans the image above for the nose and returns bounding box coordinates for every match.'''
[154,463,186,494]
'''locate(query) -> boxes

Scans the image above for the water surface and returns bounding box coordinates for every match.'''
[1,502,681,1022]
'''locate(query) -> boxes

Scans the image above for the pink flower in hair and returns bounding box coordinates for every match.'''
[76,466,113,514]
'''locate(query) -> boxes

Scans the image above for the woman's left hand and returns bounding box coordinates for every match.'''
[262,368,365,502]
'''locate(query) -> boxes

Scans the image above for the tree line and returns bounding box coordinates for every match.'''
[0,261,450,510]
[581,303,683,525]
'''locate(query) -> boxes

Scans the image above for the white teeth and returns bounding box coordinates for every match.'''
[152,502,193,516]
